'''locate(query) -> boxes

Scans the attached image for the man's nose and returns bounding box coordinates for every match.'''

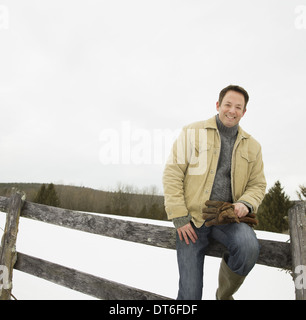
[228,106,236,114]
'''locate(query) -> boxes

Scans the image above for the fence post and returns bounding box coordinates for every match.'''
[0,189,25,300]
[289,201,306,300]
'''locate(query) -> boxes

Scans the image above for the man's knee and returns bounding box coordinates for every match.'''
[228,224,260,275]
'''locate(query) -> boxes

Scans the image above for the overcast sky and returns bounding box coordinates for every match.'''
[0,0,306,199]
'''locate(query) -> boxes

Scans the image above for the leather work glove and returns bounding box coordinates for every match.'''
[238,213,258,227]
[202,200,240,227]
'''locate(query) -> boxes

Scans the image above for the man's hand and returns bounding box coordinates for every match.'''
[233,202,249,218]
[202,200,239,226]
[177,223,198,245]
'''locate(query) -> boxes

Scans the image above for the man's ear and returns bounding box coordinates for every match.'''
[216,101,220,112]
[242,108,247,117]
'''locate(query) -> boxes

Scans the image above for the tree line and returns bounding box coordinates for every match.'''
[0,182,167,221]
[0,181,305,233]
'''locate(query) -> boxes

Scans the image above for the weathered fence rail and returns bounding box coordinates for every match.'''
[0,191,25,300]
[14,252,168,300]
[289,201,306,300]
[0,191,305,300]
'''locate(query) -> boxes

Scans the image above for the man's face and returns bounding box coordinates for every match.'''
[216,90,246,128]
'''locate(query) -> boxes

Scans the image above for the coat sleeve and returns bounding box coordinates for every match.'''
[162,128,190,220]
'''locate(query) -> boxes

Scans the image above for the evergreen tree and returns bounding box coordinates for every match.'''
[296,185,306,200]
[256,180,292,233]
[34,184,47,204]
[45,183,60,207]
[34,183,60,207]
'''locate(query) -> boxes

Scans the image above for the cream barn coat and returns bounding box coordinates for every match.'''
[162,116,267,228]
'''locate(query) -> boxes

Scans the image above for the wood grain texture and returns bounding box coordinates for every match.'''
[18,200,292,268]
[14,252,171,300]
[289,201,306,300]
[0,191,25,300]
[0,196,298,300]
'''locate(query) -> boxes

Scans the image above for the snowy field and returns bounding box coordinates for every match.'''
[0,211,295,300]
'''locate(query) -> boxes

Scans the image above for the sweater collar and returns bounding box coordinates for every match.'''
[203,115,250,139]
[215,114,238,137]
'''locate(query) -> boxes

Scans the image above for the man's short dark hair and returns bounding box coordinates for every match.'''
[218,85,249,110]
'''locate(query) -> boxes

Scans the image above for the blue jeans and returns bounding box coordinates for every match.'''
[176,221,260,300]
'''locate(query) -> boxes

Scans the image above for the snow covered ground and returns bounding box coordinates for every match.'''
[0,211,295,300]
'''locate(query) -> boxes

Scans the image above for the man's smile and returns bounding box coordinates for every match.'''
[225,115,236,119]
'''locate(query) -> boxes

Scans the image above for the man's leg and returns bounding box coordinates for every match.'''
[176,222,211,300]
[211,222,260,299]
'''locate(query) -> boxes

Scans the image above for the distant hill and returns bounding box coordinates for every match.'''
[0,183,167,221]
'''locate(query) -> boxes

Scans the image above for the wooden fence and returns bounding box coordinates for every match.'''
[0,190,305,300]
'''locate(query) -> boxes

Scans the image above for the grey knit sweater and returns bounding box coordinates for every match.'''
[172,114,238,229]
[209,114,238,202]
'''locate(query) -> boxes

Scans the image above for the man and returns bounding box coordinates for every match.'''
[162,85,266,300]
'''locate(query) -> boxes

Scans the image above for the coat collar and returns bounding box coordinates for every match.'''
[204,115,251,139]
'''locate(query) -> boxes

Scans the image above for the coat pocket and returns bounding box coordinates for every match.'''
[237,151,256,181]
[187,144,212,176]
[240,152,256,163]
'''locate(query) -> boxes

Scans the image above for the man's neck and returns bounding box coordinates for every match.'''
[216,114,238,137]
